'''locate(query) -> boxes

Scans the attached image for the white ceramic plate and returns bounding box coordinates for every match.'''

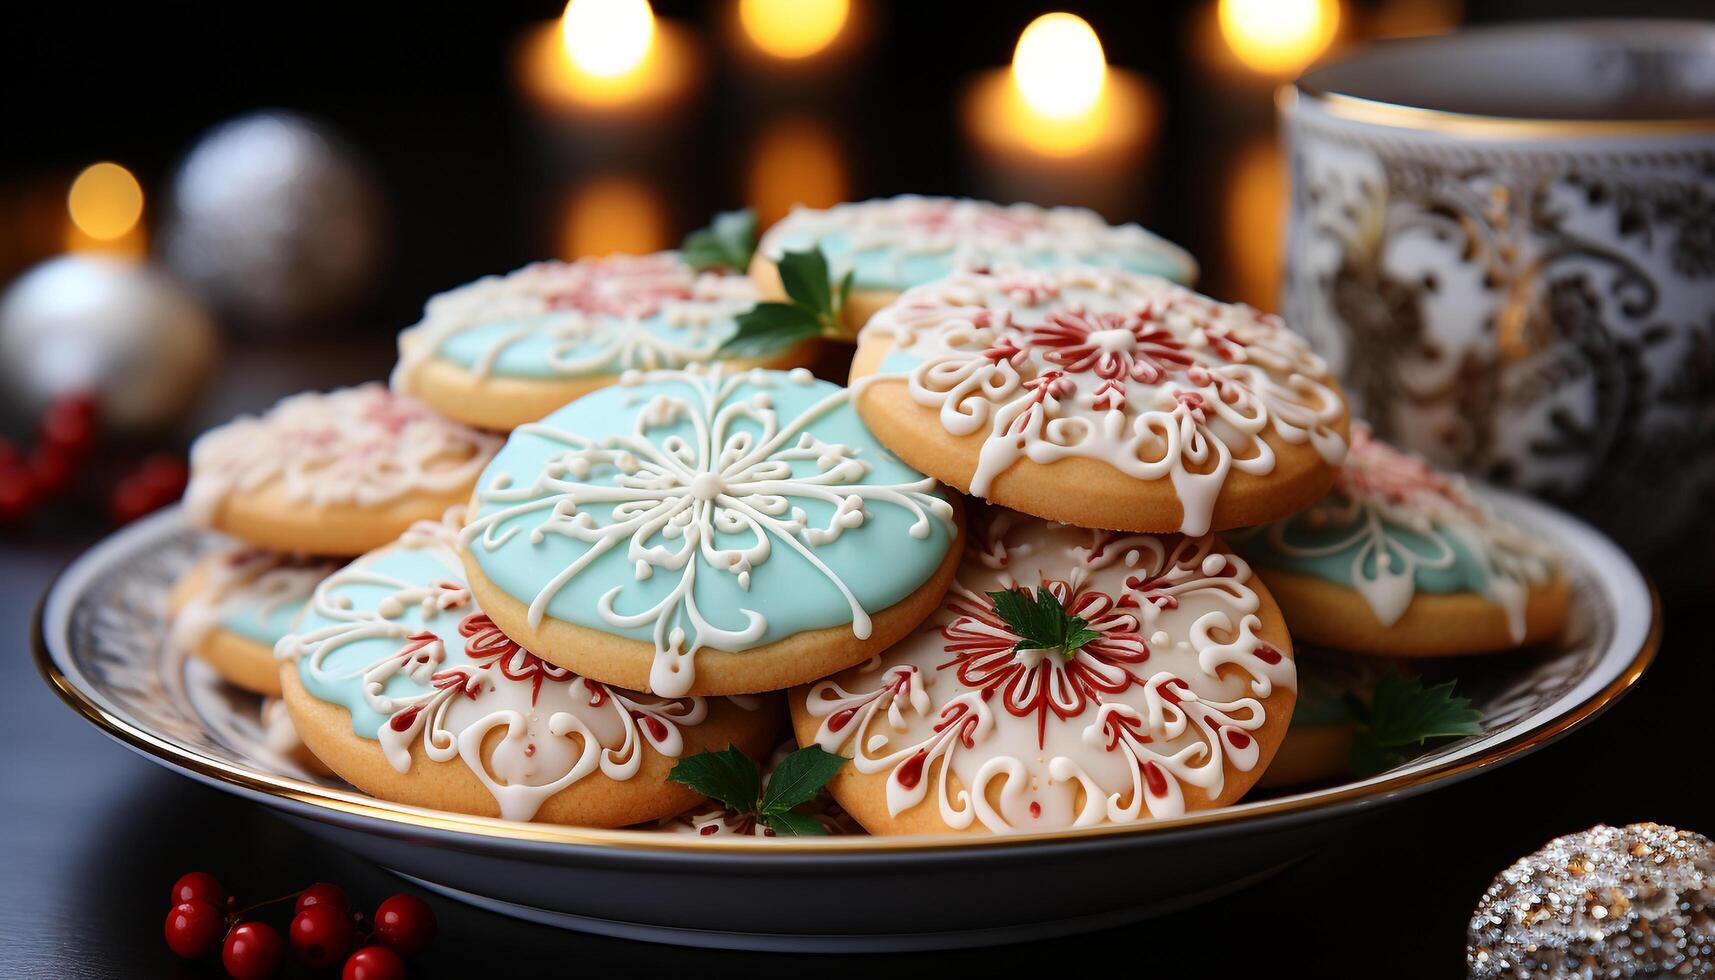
[35,497,1656,952]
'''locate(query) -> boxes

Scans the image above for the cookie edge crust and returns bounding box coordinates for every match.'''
[200,477,479,557]
[460,494,967,696]
[397,333,822,432]
[168,558,287,696]
[786,540,1298,835]
[1254,566,1572,657]
[848,335,1348,533]
[279,666,782,826]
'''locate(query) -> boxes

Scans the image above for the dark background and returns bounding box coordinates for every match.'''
[2,2,1709,977]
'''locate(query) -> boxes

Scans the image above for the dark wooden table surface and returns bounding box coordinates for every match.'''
[2,532,1698,978]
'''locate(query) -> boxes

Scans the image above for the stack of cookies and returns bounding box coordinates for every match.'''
[171,195,1570,837]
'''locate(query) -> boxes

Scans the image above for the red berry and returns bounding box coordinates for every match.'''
[290,903,354,968]
[40,397,97,456]
[163,900,224,959]
[342,945,406,980]
[371,894,435,956]
[0,474,33,523]
[26,444,74,495]
[295,881,349,914]
[171,871,226,908]
[222,920,284,980]
[136,453,189,494]
[0,439,20,469]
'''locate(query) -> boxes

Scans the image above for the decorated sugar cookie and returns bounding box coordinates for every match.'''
[754,196,1197,332]
[460,365,964,698]
[1232,425,1569,655]
[276,510,777,826]
[791,508,1296,835]
[1257,650,1482,788]
[850,265,1350,535]
[168,545,338,695]
[184,384,500,556]
[392,253,813,431]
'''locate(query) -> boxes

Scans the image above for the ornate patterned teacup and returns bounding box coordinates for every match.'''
[1281,21,1715,575]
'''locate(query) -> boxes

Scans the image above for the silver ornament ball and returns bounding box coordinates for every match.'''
[1468,822,1715,978]
[163,111,383,331]
[0,255,218,432]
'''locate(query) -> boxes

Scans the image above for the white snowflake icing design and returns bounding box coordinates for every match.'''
[461,366,956,697]
[1234,424,1559,640]
[183,384,499,525]
[860,266,1348,535]
[759,195,1197,284]
[276,511,713,823]
[804,511,1295,833]
[392,253,758,385]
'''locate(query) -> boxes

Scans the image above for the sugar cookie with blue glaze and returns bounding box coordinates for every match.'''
[1231,425,1569,656]
[754,195,1197,332]
[392,253,814,431]
[277,510,778,826]
[168,545,338,695]
[849,265,1349,535]
[459,365,965,698]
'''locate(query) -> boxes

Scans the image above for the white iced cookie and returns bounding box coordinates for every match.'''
[792,507,1296,835]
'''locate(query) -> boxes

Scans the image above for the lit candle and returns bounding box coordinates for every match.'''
[735,0,855,63]
[745,116,850,226]
[65,162,146,257]
[558,174,671,258]
[516,0,696,120]
[961,13,1160,216]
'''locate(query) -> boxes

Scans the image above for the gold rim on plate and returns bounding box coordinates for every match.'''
[31,576,1661,854]
[1280,85,1715,139]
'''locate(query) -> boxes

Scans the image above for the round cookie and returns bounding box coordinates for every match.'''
[259,697,335,777]
[276,510,779,826]
[1255,649,1391,789]
[1231,424,1569,656]
[392,252,813,431]
[646,741,860,837]
[754,196,1197,333]
[168,545,338,696]
[184,384,500,556]
[792,507,1297,835]
[460,365,965,698]
[850,265,1350,535]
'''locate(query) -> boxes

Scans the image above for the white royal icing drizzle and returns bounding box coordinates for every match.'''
[652,742,860,837]
[169,545,338,656]
[804,510,1295,833]
[183,384,500,526]
[861,266,1348,535]
[1236,424,1559,642]
[759,195,1198,284]
[461,366,956,698]
[276,511,715,823]
[391,253,759,386]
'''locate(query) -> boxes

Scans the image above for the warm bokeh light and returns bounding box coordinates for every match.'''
[747,117,849,226]
[1011,13,1107,120]
[561,0,655,79]
[739,0,850,59]
[1217,0,1340,76]
[1222,138,1285,311]
[67,163,144,242]
[559,175,668,259]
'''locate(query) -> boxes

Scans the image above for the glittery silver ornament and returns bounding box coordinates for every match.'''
[0,255,218,431]
[1468,823,1715,978]
[163,111,382,332]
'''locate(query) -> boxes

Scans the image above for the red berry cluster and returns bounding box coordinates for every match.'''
[164,871,436,980]
[0,391,188,527]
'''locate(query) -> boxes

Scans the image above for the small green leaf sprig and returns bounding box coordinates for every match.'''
[682,208,758,274]
[1345,670,1484,777]
[986,586,1102,659]
[667,745,846,836]
[684,207,855,358]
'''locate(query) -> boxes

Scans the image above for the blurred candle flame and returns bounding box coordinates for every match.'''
[739,0,850,59]
[1011,13,1106,121]
[65,162,146,255]
[747,117,849,226]
[559,175,668,259]
[562,0,655,78]
[1217,0,1340,76]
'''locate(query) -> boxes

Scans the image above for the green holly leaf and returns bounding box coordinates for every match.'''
[682,209,757,272]
[759,745,845,813]
[667,746,760,815]
[987,587,1101,659]
[1345,671,1484,778]
[761,809,828,837]
[716,247,852,359]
